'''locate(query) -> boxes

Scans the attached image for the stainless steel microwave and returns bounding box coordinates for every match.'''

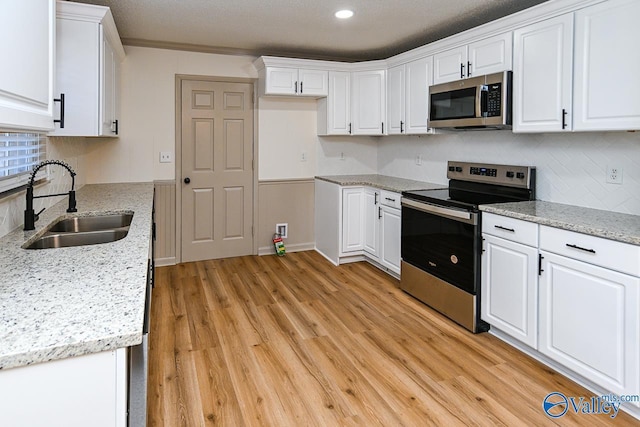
[429,71,512,129]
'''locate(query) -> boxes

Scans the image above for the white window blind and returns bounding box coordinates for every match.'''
[0,132,47,194]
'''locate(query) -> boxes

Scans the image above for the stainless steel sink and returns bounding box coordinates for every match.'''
[25,229,129,249]
[24,212,134,249]
[48,213,133,233]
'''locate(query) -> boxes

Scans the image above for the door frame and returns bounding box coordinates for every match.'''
[174,74,259,263]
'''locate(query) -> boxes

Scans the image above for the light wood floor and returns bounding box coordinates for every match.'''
[147,251,638,426]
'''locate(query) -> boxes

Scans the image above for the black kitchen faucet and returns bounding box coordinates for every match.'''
[24,160,77,231]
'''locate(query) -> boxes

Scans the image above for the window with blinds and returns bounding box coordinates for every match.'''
[0,132,47,194]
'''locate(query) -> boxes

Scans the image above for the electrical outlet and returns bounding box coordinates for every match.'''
[340,152,345,161]
[415,154,422,166]
[606,166,623,184]
[159,151,173,163]
[300,151,307,162]
[276,223,288,238]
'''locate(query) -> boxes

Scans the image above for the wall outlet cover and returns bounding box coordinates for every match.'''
[159,151,173,163]
[606,166,623,184]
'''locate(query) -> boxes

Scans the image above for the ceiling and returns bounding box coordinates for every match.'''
[70,0,549,62]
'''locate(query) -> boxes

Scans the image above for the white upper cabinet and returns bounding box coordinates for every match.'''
[0,0,55,131]
[513,14,574,133]
[262,67,328,97]
[387,57,433,135]
[433,33,512,84]
[317,71,351,135]
[351,70,386,135]
[573,0,640,131]
[51,1,124,137]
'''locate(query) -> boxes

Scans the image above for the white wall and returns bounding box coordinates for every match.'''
[85,46,257,184]
[377,131,640,215]
[316,136,378,176]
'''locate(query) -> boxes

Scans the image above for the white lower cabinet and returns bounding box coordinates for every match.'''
[363,187,380,258]
[379,204,401,275]
[341,187,365,254]
[482,234,538,348]
[539,250,640,397]
[0,349,128,427]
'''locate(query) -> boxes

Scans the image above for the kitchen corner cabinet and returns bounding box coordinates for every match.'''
[481,213,539,348]
[573,0,640,131]
[387,57,433,135]
[351,70,386,135]
[0,0,55,131]
[317,71,351,135]
[379,192,401,275]
[50,1,124,137]
[0,349,128,427]
[513,14,573,133]
[432,32,512,85]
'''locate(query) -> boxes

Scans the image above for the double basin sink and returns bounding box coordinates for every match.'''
[24,212,133,249]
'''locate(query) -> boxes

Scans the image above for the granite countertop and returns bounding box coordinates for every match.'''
[316,174,445,193]
[0,183,154,370]
[480,201,640,246]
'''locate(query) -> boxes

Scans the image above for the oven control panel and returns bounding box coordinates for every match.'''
[447,161,535,189]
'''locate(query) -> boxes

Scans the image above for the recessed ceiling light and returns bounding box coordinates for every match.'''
[335,9,354,19]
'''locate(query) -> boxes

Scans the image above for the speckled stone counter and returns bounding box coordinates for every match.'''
[0,183,154,370]
[480,201,640,246]
[316,174,445,193]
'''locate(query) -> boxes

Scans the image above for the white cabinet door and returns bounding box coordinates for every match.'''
[513,14,574,132]
[318,71,350,135]
[386,65,404,135]
[363,188,380,258]
[299,69,328,96]
[265,67,298,95]
[351,70,386,135]
[539,251,640,397]
[314,179,341,264]
[468,32,513,77]
[341,188,364,253]
[405,56,433,134]
[0,349,127,427]
[380,205,401,275]
[0,0,55,131]
[101,36,117,136]
[573,0,640,131]
[481,234,538,348]
[433,45,468,84]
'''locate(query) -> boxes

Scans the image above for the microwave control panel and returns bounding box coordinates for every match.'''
[485,83,502,117]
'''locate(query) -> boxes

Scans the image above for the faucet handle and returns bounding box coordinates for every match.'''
[67,190,77,213]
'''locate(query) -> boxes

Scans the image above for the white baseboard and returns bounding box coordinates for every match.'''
[154,257,176,267]
[258,242,315,256]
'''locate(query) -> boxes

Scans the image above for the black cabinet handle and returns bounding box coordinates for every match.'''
[382,122,384,134]
[374,193,378,205]
[467,61,472,77]
[300,81,303,94]
[184,177,191,184]
[566,243,595,254]
[385,197,396,202]
[562,109,568,129]
[460,63,465,78]
[378,206,382,219]
[295,81,298,94]
[400,121,404,133]
[54,93,65,128]
[538,254,544,275]
[349,123,352,134]
[494,225,515,232]
[113,119,119,135]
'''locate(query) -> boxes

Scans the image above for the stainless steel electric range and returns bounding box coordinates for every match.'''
[400,161,536,333]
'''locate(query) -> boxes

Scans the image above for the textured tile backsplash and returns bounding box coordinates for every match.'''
[377,131,640,215]
[0,137,87,238]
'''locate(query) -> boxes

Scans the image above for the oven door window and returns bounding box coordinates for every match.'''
[401,206,476,294]
[430,87,477,121]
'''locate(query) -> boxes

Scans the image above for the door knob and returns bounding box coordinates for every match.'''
[184,177,191,184]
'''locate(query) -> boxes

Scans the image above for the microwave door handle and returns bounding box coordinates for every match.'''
[478,85,489,118]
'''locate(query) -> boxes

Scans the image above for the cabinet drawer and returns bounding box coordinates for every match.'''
[380,190,401,209]
[540,225,640,276]
[482,212,538,246]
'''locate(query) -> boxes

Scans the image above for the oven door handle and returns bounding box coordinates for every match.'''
[402,198,477,224]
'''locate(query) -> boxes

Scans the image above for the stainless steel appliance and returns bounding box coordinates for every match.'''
[400,161,535,332]
[429,71,512,129]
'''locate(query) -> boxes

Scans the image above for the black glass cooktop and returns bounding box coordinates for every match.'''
[403,180,534,211]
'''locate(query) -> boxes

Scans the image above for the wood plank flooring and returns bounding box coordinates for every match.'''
[147,251,638,426]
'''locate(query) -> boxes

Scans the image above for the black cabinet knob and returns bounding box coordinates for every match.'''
[184,177,191,184]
